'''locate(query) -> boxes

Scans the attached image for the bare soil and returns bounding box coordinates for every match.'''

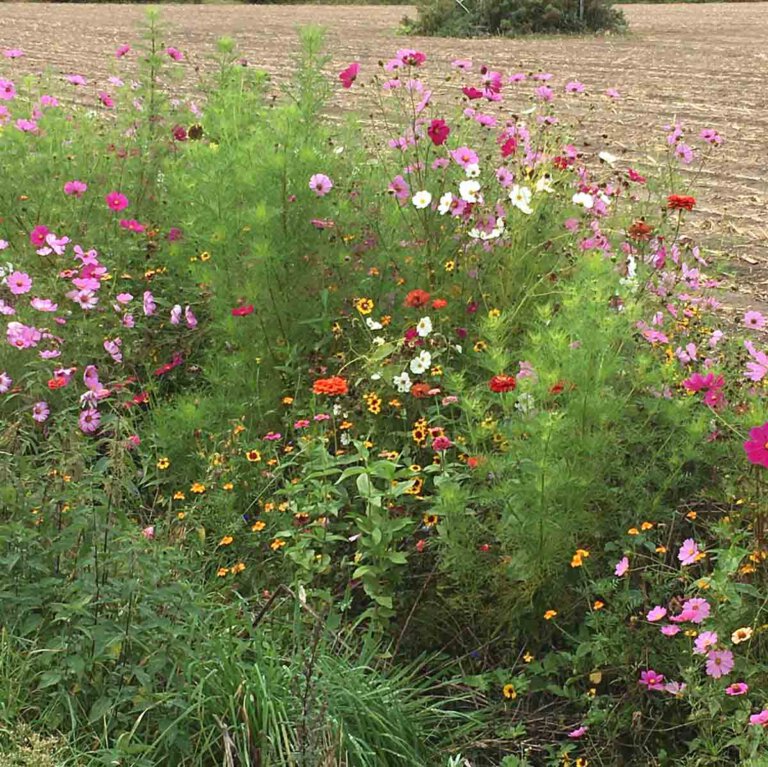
[1,3,766,309]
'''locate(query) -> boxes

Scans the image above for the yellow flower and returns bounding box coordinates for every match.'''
[233,424,246,436]
[231,562,246,574]
[627,527,639,536]
[422,513,439,527]
[656,545,668,554]
[173,491,186,500]
[270,538,286,551]
[488,308,501,318]
[444,260,455,272]
[199,251,211,262]
[190,482,206,494]
[570,549,590,568]
[282,396,294,405]
[686,511,697,520]
[731,627,753,644]
[216,567,229,577]
[502,683,517,700]
[473,340,488,353]
[157,457,170,470]
[355,297,375,315]
[593,600,605,611]
[364,392,382,415]
[177,511,186,520]
[523,652,534,663]
[640,521,654,531]
[219,535,234,546]
[543,609,558,621]
[222,482,234,491]
[246,449,261,462]
[251,521,266,532]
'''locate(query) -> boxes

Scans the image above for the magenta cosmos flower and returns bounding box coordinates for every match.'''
[638,669,665,691]
[744,422,768,468]
[64,180,88,198]
[338,62,359,89]
[705,649,734,679]
[7,271,32,295]
[105,192,129,212]
[309,174,333,197]
[116,44,131,58]
[166,47,184,61]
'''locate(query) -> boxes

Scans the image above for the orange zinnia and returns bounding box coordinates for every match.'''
[312,376,348,397]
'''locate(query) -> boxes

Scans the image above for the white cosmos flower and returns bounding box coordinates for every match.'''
[572,192,595,209]
[464,163,480,178]
[372,336,385,346]
[598,150,617,165]
[598,191,612,207]
[340,431,351,446]
[535,175,554,194]
[509,184,533,215]
[371,372,382,380]
[366,317,383,331]
[459,180,481,203]
[393,371,412,393]
[437,192,453,215]
[416,316,433,337]
[412,190,432,209]
[409,350,432,374]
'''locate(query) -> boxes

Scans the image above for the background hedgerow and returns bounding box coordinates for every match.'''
[1,11,768,767]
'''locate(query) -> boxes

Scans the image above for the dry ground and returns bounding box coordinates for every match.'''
[0,2,766,309]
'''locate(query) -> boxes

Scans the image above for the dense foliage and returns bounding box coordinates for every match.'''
[1,12,768,767]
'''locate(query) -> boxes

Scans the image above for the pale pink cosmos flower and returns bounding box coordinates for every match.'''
[565,81,585,93]
[664,681,686,696]
[451,59,472,69]
[705,649,734,679]
[65,74,87,86]
[39,349,61,360]
[725,682,748,696]
[750,710,768,726]
[605,88,621,99]
[142,525,155,540]
[309,173,333,196]
[39,94,58,108]
[15,119,38,133]
[184,306,198,329]
[104,338,122,363]
[143,291,156,316]
[32,401,49,422]
[614,556,629,576]
[78,408,101,434]
[388,175,410,202]
[37,232,70,256]
[744,339,768,382]
[170,305,182,325]
[0,372,12,393]
[7,321,42,349]
[661,625,681,637]
[7,271,32,295]
[568,726,587,739]
[3,49,24,59]
[693,631,718,655]
[678,538,701,566]
[450,146,479,169]
[743,311,765,330]
[67,289,98,310]
[534,85,554,102]
[0,79,16,100]
[64,180,88,198]
[647,606,667,622]
[30,298,58,312]
[671,597,711,624]
[116,293,133,305]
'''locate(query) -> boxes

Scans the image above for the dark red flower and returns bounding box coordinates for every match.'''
[339,62,360,90]
[628,168,646,184]
[231,304,254,317]
[172,124,188,142]
[667,194,696,211]
[427,119,450,146]
[462,86,483,100]
[500,137,517,158]
[628,220,654,241]
[489,374,516,394]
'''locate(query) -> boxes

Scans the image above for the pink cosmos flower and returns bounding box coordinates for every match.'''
[143,291,156,316]
[78,408,101,434]
[0,79,16,100]
[671,597,711,624]
[647,606,667,622]
[116,293,133,305]
[309,174,333,197]
[450,146,479,169]
[661,625,681,637]
[39,349,61,360]
[699,128,723,146]
[64,180,88,198]
[568,726,587,739]
[744,310,765,330]
[678,538,701,566]
[744,422,768,468]
[104,338,122,363]
[339,62,359,89]
[534,85,554,102]
[98,91,115,109]
[166,47,184,62]
[0,372,12,393]
[664,681,686,696]
[7,321,41,349]
[170,305,182,325]
[3,49,24,59]
[744,340,768,382]
[15,119,38,133]
[451,59,472,69]
[184,306,198,329]
[37,232,70,256]
[693,631,718,655]
[116,44,131,58]
[565,81,585,93]
[105,192,129,212]
[614,556,629,577]
[7,271,32,295]
[725,682,748,696]
[65,74,87,86]
[39,94,58,108]
[605,88,621,99]
[396,48,426,67]
[388,175,411,202]
[705,649,734,679]
[142,525,155,540]
[263,432,282,441]
[638,669,665,691]
[119,219,146,233]
[67,289,98,309]
[32,401,49,422]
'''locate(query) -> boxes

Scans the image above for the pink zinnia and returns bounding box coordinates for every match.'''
[750,710,768,726]
[725,682,748,696]
[744,422,768,468]
[7,271,32,295]
[105,191,129,212]
[568,726,587,739]
[678,538,701,566]
[432,436,453,451]
[705,649,734,679]
[64,180,88,198]
[309,173,333,197]
[647,606,667,623]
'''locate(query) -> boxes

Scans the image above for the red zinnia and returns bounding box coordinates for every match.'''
[312,376,348,397]
[489,374,516,393]
[667,194,696,212]
[231,304,254,317]
[410,383,432,399]
[47,376,67,390]
[427,119,450,146]
[431,298,448,310]
[405,289,431,308]
[628,220,654,241]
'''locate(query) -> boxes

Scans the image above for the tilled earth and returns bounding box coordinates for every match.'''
[1,2,766,310]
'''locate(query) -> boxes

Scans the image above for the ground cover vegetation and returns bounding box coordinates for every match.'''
[0,11,768,767]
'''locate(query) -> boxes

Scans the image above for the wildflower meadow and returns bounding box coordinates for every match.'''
[1,11,768,767]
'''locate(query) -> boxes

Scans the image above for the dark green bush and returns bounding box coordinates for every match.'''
[406,0,626,36]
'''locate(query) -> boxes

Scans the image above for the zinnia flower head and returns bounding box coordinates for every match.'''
[312,376,348,397]
[489,374,516,393]
[667,194,696,211]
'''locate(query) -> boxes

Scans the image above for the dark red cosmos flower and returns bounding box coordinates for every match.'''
[153,352,184,377]
[489,374,517,393]
[627,168,646,184]
[427,119,450,146]
[126,391,149,408]
[500,137,517,158]
[553,156,573,170]
[339,62,360,89]
[667,194,696,211]
[462,86,483,100]
[405,289,431,308]
[231,304,254,317]
[628,220,654,241]
[172,125,187,142]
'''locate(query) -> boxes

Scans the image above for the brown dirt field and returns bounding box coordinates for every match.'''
[1,3,766,310]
